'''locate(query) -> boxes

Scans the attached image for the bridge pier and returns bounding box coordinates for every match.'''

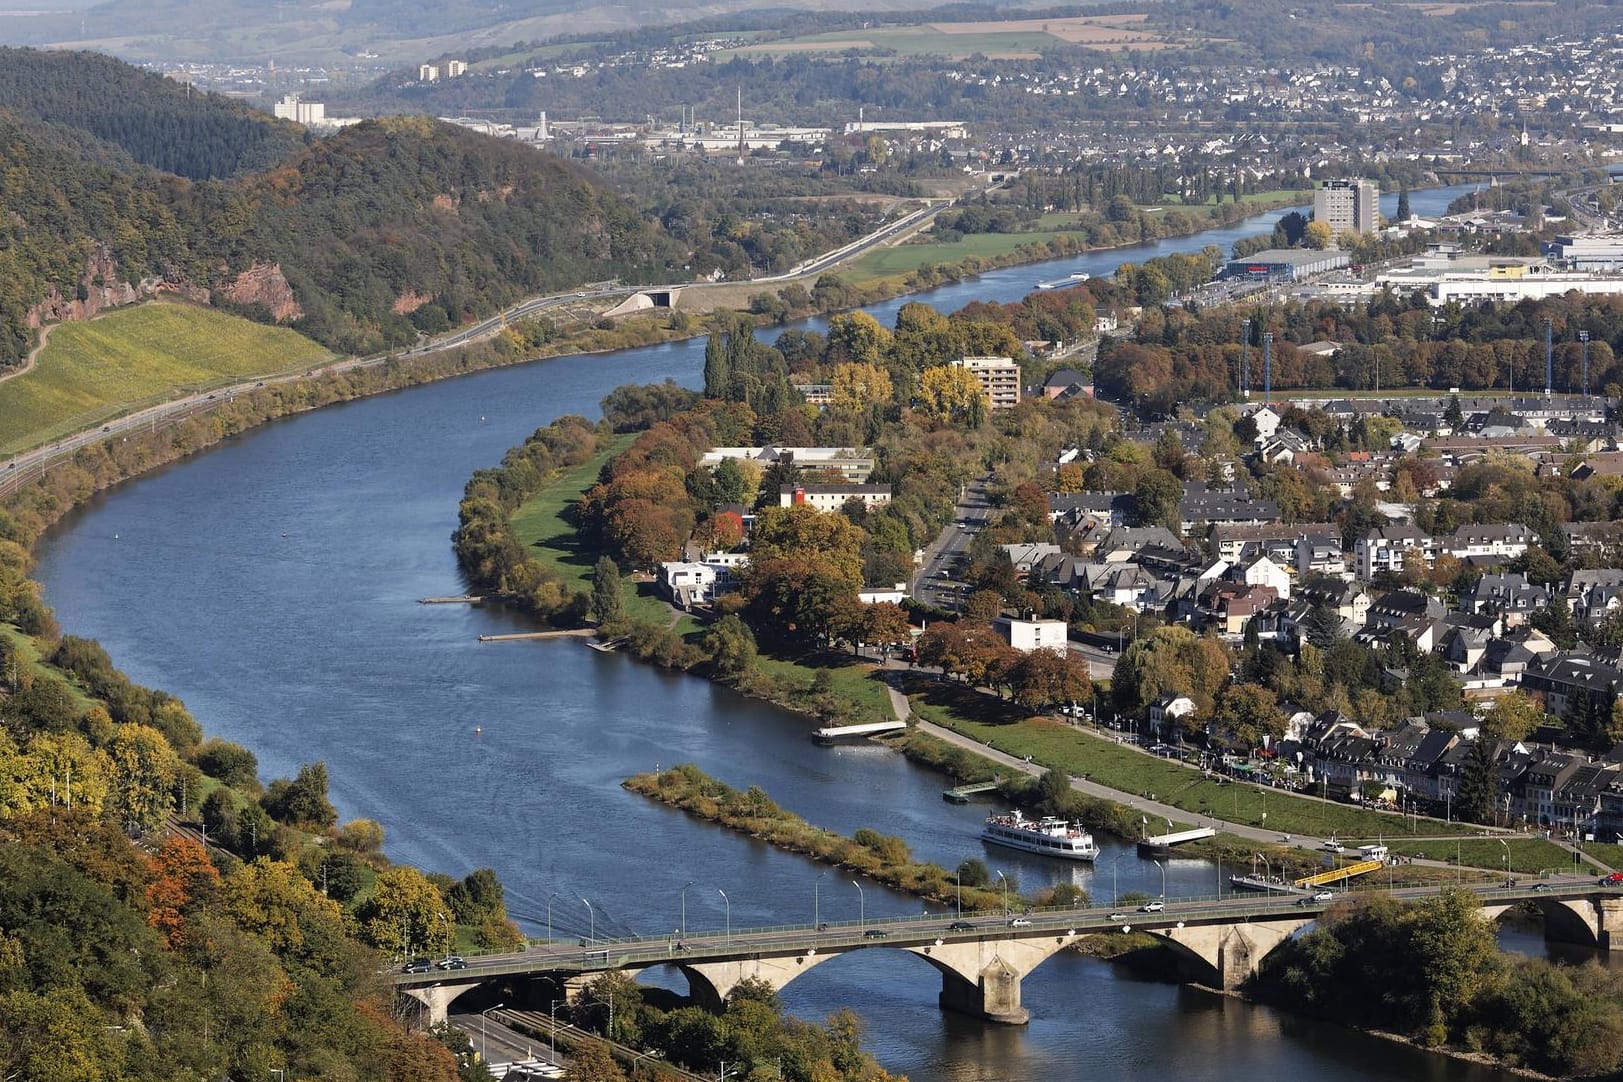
[937,958,1028,1024]
[679,951,835,1009]
[1154,919,1311,990]
[399,983,464,1030]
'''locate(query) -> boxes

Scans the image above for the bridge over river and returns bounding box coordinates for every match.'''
[395,880,1623,1028]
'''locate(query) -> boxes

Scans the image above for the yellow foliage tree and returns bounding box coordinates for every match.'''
[918,364,987,424]
[829,362,893,413]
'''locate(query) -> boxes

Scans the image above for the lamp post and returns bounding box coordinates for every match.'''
[816,871,827,927]
[481,1003,506,1064]
[852,880,865,928]
[547,892,556,944]
[549,1000,563,1066]
[996,870,1008,914]
[1499,838,1510,888]
[718,889,731,946]
[581,898,594,944]
[680,880,694,938]
[1111,850,1133,907]
[1153,858,1166,900]
[953,864,962,917]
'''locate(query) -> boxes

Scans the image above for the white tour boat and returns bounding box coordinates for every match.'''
[981,810,1099,860]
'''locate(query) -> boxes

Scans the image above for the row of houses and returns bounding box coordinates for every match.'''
[1246,710,1623,835]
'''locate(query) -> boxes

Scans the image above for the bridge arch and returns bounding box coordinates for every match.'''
[1150,917,1314,990]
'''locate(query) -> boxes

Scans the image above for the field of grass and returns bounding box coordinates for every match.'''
[1387,837,1602,877]
[753,649,897,723]
[844,228,1087,285]
[0,302,333,455]
[506,433,682,626]
[900,674,1482,841]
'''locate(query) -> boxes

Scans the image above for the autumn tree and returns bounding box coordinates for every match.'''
[354,866,455,958]
[917,363,988,427]
[829,362,893,413]
[145,835,220,948]
[1010,649,1092,711]
[1481,690,1543,742]
[105,723,179,834]
[1213,683,1287,751]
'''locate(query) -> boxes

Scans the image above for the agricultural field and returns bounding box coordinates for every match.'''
[729,14,1200,60]
[0,302,333,456]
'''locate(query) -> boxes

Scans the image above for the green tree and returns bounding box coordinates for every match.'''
[701,614,757,679]
[1131,469,1182,530]
[261,761,337,829]
[1455,738,1500,824]
[591,555,626,629]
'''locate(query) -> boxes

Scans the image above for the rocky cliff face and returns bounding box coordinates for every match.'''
[25,243,213,330]
[222,263,302,323]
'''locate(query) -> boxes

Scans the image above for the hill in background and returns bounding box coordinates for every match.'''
[0,47,680,370]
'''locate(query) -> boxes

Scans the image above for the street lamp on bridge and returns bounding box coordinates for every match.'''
[680,881,694,938]
[718,889,731,946]
[852,880,865,928]
[581,898,595,944]
[996,870,1008,914]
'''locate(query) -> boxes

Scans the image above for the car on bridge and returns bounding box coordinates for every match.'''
[863,928,889,938]
[1600,872,1623,886]
[948,921,977,931]
[1008,918,1032,927]
[437,955,467,970]
[401,957,434,973]
[1138,901,1165,913]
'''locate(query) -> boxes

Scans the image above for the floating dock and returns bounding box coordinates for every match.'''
[1136,826,1217,856]
[812,720,907,744]
[478,628,597,642]
[943,780,1001,803]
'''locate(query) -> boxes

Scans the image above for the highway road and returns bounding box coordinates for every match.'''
[911,477,992,613]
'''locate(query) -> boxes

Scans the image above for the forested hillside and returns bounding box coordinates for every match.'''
[0,47,304,180]
[0,50,681,368]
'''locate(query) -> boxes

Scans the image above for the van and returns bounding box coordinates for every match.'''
[1358,844,1389,862]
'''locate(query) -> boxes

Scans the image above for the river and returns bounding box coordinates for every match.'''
[34,184,1521,1080]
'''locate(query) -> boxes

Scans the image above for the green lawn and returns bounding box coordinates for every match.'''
[0,302,334,455]
[1387,837,1601,877]
[902,674,1476,840]
[507,434,678,626]
[753,649,898,723]
[1,622,95,712]
[845,229,1087,285]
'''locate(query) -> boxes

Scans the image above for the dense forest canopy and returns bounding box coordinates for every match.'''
[0,49,683,366]
[0,47,305,180]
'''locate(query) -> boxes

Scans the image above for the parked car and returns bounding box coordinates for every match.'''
[1138,901,1165,913]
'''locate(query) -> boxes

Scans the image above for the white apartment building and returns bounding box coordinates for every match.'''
[952,356,1022,410]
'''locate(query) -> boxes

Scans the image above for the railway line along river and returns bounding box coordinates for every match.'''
[35,184,1521,1080]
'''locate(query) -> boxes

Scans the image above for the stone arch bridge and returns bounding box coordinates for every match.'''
[395,883,1623,1029]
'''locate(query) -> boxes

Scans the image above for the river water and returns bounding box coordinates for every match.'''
[35,185,1519,1080]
